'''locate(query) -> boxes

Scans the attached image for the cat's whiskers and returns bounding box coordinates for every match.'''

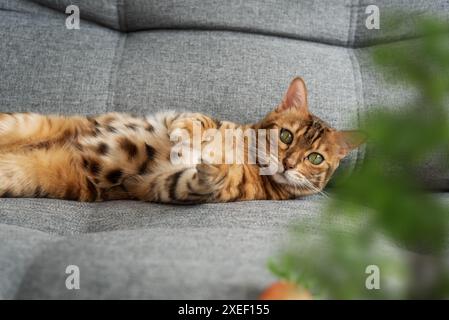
[287,171,330,199]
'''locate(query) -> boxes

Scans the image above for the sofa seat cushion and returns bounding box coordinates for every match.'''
[0,197,326,299]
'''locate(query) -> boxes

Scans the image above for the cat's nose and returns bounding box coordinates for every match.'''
[283,158,296,170]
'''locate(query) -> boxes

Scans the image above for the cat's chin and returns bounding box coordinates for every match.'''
[271,173,289,185]
[272,170,310,188]
[272,171,302,186]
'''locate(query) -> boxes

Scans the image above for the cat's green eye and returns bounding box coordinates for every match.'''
[280,129,293,144]
[307,152,324,165]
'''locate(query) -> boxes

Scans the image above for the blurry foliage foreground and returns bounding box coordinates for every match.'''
[269,17,449,299]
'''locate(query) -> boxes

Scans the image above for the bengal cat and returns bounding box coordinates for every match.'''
[0,78,364,203]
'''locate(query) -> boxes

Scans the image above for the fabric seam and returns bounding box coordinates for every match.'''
[347,47,366,172]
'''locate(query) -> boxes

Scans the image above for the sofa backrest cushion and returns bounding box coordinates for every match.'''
[31,0,449,46]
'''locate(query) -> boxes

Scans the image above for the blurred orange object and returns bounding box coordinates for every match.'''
[259,281,313,300]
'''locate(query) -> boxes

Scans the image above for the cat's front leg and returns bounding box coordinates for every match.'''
[130,163,227,204]
[167,163,227,203]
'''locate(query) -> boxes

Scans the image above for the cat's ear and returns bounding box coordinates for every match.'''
[333,130,367,158]
[276,77,309,114]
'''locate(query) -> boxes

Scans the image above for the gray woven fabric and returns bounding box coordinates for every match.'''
[0,197,325,299]
[0,0,448,299]
[352,0,449,46]
[0,1,119,115]
[30,0,120,30]
[27,0,449,46]
[113,31,359,126]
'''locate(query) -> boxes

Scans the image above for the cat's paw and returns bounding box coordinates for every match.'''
[195,163,226,192]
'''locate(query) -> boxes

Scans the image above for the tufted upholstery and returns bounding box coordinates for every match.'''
[28,0,449,45]
[0,0,448,299]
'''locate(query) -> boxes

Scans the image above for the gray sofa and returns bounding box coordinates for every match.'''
[1,0,448,299]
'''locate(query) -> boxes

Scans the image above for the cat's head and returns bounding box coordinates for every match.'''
[258,77,365,193]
